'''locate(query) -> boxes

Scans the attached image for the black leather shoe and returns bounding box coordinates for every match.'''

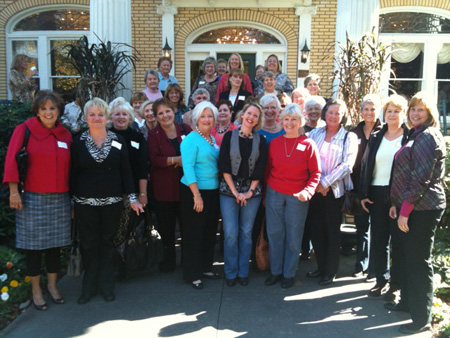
[399,323,431,334]
[318,275,335,286]
[202,272,221,280]
[226,278,237,287]
[281,278,295,289]
[384,302,409,312]
[77,294,92,305]
[368,283,387,297]
[265,274,282,285]
[306,270,322,278]
[103,293,115,302]
[300,252,310,261]
[238,277,249,286]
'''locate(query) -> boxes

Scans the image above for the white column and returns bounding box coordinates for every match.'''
[333,0,380,97]
[90,0,132,100]
[157,5,178,76]
[295,5,317,88]
[422,41,443,93]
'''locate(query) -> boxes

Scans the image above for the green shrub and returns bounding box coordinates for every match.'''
[0,101,32,246]
[440,136,450,228]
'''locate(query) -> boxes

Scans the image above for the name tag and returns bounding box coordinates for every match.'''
[181,135,186,140]
[131,141,140,149]
[238,95,246,101]
[57,141,68,149]
[296,143,306,151]
[199,81,205,85]
[214,144,220,150]
[406,140,414,147]
[111,140,122,150]
[358,138,361,145]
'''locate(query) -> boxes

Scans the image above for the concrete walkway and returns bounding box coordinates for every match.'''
[1,253,431,338]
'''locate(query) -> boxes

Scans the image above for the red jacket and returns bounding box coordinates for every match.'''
[216,73,253,103]
[148,123,191,201]
[3,117,72,192]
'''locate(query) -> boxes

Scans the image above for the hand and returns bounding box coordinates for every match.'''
[397,215,409,233]
[389,206,397,219]
[316,183,329,196]
[9,193,22,210]
[193,195,203,213]
[236,192,251,206]
[174,157,183,168]
[138,194,148,207]
[360,198,373,213]
[130,201,144,215]
[293,191,308,202]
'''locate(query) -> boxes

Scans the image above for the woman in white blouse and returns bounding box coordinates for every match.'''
[307,99,358,286]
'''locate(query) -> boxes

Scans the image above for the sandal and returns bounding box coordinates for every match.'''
[47,288,65,305]
[32,297,48,311]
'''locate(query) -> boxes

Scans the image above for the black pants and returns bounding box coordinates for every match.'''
[180,184,219,282]
[301,210,313,255]
[368,186,401,287]
[398,209,443,327]
[75,202,123,296]
[310,191,343,277]
[25,248,60,276]
[154,200,182,269]
[354,212,373,273]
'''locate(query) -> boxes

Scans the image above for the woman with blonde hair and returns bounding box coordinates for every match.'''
[9,54,37,103]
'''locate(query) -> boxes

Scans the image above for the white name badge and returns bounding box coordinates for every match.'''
[111,140,122,150]
[181,135,186,140]
[57,141,68,149]
[406,140,414,147]
[199,81,205,85]
[238,95,246,101]
[131,141,140,149]
[214,144,220,150]
[296,143,306,151]
[358,138,362,145]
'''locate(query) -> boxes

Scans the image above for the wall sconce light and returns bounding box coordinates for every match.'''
[301,39,310,63]
[163,38,172,58]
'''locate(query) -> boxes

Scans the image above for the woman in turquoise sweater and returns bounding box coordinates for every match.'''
[180,101,220,289]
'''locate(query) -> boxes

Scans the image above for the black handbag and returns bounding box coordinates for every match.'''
[15,125,31,194]
[67,220,83,277]
[340,131,364,215]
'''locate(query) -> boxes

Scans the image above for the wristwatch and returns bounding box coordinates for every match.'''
[249,188,255,194]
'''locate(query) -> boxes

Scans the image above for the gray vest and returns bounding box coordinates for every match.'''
[230,129,260,177]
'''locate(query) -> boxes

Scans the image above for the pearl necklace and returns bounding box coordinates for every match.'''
[216,123,230,134]
[195,126,214,146]
[263,124,278,132]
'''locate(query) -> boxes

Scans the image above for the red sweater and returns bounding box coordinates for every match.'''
[266,135,321,199]
[3,117,72,192]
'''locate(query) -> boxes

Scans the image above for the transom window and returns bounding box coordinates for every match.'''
[380,12,450,34]
[193,27,280,44]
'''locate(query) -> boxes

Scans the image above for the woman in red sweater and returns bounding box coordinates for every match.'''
[3,90,72,310]
[264,103,321,288]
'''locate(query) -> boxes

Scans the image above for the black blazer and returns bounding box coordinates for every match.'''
[71,132,135,199]
[219,89,252,121]
[359,123,409,198]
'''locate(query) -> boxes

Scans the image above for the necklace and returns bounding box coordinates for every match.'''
[239,129,253,139]
[216,123,230,134]
[263,124,278,132]
[284,135,300,158]
[195,126,214,146]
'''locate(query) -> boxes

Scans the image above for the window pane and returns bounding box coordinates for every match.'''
[391,51,423,79]
[14,9,89,31]
[437,81,450,135]
[52,78,79,103]
[193,27,280,44]
[380,12,450,34]
[389,80,421,99]
[50,40,78,76]
[12,40,38,75]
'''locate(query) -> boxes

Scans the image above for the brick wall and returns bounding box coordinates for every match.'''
[380,0,450,11]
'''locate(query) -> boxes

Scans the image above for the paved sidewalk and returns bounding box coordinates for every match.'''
[1,253,431,338]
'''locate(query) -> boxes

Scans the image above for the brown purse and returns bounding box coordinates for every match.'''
[255,216,270,271]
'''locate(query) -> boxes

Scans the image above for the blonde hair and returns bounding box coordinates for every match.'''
[406,91,439,128]
[264,54,282,73]
[84,97,109,118]
[227,53,244,72]
[382,94,408,118]
[236,103,265,131]
[109,97,135,127]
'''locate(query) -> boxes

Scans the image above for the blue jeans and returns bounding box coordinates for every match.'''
[220,194,261,279]
[265,185,309,278]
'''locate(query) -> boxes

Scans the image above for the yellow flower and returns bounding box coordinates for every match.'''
[1,286,8,293]
[10,280,18,288]
[24,276,30,283]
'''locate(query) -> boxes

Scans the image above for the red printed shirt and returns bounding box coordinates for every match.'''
[3,117,72,192]
[266,135,321,199]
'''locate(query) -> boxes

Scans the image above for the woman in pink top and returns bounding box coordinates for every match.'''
[211,99,238,146]
[142,69,163,101]
[264,103,321,289]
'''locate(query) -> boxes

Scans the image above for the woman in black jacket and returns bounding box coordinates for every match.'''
[218,68,252,121]
[360,94,409,299]
[71,98,144,304]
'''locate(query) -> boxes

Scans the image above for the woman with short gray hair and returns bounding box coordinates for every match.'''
[258,94,285,144]
[190,57,219,105]
[255,71,279,99]
[304,96,327,132]
[180,101,221,289]
[142,69,163,101]
[265,103,321,288]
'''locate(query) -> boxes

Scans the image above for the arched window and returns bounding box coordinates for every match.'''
[193,26,281,44]
[380,12,450,34]
[7,6,90,101]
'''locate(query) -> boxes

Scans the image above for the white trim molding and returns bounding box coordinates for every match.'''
[157,4,178,76]
[295,5,317,87]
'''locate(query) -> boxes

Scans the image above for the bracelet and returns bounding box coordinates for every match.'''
[10,193,19,197]
[249,188,255,195]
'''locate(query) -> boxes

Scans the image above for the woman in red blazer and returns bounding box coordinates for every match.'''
[148,98,192,272]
